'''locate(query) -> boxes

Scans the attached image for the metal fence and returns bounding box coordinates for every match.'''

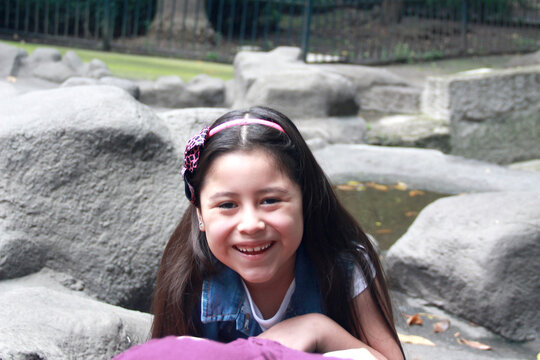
[1,0,539,64]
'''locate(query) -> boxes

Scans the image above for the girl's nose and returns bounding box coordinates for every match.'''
[237,209,265,234]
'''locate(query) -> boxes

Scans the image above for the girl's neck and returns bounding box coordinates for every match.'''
[244,274,295,319]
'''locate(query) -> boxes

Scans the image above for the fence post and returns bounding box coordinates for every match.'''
[461,0,468,54]
[301,0,313,62]
[102,0,111,50]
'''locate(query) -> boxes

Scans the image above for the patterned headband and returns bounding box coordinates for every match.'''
[181,118,286,203]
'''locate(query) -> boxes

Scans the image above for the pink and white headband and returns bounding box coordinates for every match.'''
[182,118,286,202]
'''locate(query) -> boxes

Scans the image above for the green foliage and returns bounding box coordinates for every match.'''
[205,0,282,38]
[0,0,157,38]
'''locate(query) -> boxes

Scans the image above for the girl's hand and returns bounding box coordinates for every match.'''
[257,313,387,359]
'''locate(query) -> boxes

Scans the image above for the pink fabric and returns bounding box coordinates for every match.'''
[208,118,285,136]
[113,336,344,360]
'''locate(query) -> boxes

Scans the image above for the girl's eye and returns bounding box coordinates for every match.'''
[218,202,237,209]
[262,198,280,205]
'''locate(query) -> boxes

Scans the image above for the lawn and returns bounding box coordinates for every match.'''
[2,40,235,82]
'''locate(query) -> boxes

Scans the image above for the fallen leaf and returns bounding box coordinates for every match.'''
[404,211,418,217]
[7,76,16,83]
[457,337,491,351]
[536,351,540,360]
[433,319,450,333]
[375,228,393,235]
[355,184,366,191]
[337,184,355,191]
[409,190,425,197]
[347,180,361,186]
[366,182,389,191]
[375,221,382,227]
[398,333,435,346]
[404,313,423,326]
[393,182,408,191]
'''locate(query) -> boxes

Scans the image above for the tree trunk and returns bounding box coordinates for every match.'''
[380,0,403,25]
[149,0,215,42]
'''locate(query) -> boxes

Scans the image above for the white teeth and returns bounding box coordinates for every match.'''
[237,243,272,253]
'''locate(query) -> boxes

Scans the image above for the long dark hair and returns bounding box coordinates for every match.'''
[151,106,402,353]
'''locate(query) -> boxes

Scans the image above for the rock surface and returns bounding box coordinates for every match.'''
[361,85,421,114]
[386,192,540,341]
[0,272,151,360]
[314,144,540,194]
[0,86,185,311]
[0,42,27,77]
[422,65,540,164]
[366,114,450,152]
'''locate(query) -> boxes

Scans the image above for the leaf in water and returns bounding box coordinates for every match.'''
[355,184,366,191]
[393,182,408,191]
[375,221,382,227]
[457,337,492,351]
[375,228,393,235]
[366,182,389,191]
[398,333,435,346]
[347,180,361,186]
[409,190,425,197]
[403,313,423,326]
[405,211,418,217]
[433,319,450,333]
[536,352,540,360]
[337,184,356,191]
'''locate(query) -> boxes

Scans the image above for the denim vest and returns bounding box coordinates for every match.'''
[199,245,325,342]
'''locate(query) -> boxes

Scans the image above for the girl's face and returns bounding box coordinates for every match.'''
[197,149,303,291]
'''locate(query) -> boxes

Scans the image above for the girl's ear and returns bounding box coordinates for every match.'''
[196,208,205,232]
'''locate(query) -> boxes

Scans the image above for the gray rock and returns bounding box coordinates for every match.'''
[99,76,140,99]
[185,74,225,107]
[422,66,540,164]
[0,42,27,77]
[0,279,151,359]
[62,50,85,73]
[0,86,185,310]
[366,114,450,152]
[295,116,366,145]
[32,61,77,83]
[27,47,62,64]
[0,81,18,98]
[86,58,111,79]
[243,70,358,118]
[158,107,229,154]
[385,192,540,341]
[0,230,46,279]
[314,144,540,194]
[224,79,235,108]
[508,159,540,172]
[138,75,187,108]
[361,85,421,113]
[61,77,99,87]
[505,49,540,68]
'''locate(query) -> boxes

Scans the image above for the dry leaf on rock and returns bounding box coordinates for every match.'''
[403,313,423,326]
[457,337,492,350]
[409,190,425,197]
[366,182,389,191]
[398,333,435,346]
[393,182,408,191]
[433,319,450,333]
[337,184,356,191]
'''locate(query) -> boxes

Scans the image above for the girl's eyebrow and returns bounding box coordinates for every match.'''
[208,187,290,200]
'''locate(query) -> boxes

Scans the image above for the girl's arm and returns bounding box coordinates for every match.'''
[257,290,403,360]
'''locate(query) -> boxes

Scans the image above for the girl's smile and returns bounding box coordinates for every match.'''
[197,149,303,298]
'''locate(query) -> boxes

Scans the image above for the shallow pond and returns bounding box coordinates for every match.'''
[334,181,450,250]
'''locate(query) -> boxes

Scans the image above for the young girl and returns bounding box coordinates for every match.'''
[151,106,405,360]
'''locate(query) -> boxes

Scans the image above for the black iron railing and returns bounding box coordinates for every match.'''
[0,0,538,64]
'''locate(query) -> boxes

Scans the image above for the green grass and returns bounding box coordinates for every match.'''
[2,40,235,82]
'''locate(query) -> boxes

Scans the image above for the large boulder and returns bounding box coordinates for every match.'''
[185,74,226,107]
[138,76,187,108]
[314,144,540,194]
[294,116,366,148]
[0,86,185,311]
[233,47,358,118]
[505,49,540,68]
[0,42,27,77]
[0,273,151,359]
[158,107,229,155]
[360,85,421,113]
[422,66,540,164]
[385,192,540,341]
